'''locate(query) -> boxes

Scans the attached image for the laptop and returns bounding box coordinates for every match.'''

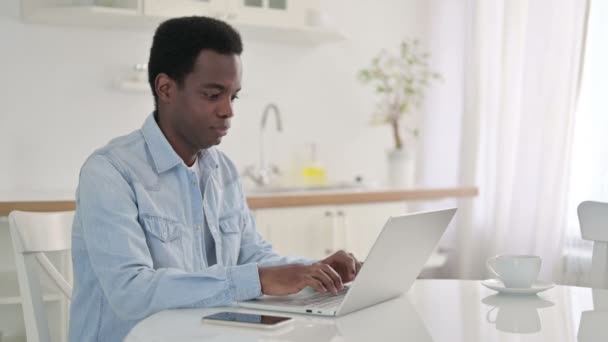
[239,208,457,317]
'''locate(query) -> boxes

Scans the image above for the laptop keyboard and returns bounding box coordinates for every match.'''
[275,286,349,308]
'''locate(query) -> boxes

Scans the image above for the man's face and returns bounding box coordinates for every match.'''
[170,50,242,150]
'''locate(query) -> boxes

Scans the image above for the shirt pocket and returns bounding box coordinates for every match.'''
[218,215,242,265]
[219,215,241,234]
[140,215,185,268]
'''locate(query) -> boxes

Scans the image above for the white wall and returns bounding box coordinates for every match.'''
[0,1,467,196]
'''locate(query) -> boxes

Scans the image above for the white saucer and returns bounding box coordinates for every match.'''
[481,279,555,295]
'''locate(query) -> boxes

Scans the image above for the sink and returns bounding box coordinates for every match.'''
[246,182,365,194]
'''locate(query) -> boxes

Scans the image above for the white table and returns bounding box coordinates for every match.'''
[125,279,608,342]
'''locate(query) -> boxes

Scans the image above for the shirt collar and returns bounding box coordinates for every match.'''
[141,113,185,174]
[141,113,219,174]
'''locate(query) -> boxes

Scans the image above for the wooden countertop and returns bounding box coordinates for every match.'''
[246,186,478,209]
[0,186,478,216]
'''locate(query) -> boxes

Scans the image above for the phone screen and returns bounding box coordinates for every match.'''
[203,312,292,326]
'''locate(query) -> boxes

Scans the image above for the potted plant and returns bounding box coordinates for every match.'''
[358,39,440,188]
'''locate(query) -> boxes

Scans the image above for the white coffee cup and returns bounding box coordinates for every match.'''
[487,255,541,288]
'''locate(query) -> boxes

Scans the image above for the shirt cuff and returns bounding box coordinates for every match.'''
[226,263,262,301]
[299,258,317,266]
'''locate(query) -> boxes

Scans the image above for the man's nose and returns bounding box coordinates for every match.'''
[218,98,234,118]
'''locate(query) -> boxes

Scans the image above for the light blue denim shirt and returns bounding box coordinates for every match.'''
[69,114,310,341]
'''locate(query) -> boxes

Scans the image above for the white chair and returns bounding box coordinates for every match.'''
[8,210,74,342]
[578,201,608,289]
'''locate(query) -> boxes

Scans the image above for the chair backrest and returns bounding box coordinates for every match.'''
[8,210,75,342]
[578,201,608,289]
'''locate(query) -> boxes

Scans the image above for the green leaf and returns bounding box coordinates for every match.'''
[358,70,371,82]
[358,38,443,128]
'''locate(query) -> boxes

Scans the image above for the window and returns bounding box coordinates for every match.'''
[562,0,608,285]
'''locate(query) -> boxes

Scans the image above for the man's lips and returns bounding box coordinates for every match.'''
[212,126,229,136]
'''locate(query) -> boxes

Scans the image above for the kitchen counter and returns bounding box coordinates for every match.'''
[0,186,478,215]
[246,186,478,209]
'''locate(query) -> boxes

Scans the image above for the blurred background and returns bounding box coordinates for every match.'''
[1,0,607,340]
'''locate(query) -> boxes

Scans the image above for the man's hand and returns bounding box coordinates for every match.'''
[321,250,362,283]
[258,263,344,296]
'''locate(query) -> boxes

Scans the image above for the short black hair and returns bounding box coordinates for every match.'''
[148,16,243,109]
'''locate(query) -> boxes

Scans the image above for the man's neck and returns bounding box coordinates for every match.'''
[154,110,198,167]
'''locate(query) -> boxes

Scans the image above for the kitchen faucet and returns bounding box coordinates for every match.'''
[243,103,282,187]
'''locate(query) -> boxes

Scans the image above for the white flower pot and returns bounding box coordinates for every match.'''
[387,149,415,189]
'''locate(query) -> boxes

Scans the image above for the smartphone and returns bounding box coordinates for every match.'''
[202,312,293,329]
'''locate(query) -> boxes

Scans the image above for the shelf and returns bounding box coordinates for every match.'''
[22,5,158,30]
[21,4,344,44]
[0,270,63,306]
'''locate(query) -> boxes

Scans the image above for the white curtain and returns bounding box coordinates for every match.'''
[456,0,589,282]
[562,0,608,287]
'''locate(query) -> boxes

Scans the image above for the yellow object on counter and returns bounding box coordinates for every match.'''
[301,165,327,186]
[300,143,327,186]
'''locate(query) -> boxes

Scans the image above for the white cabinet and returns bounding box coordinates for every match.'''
[253,202,411,261]
[228,0,304,29]
[144,0,227,19]
[21,0,155,30]
[145,0,308,28]
[252,202,449,273]
[254,206,330,259]
[21,0,344,44]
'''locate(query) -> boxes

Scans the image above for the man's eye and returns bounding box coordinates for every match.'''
[203,92,220,100]
[231,94,239,102]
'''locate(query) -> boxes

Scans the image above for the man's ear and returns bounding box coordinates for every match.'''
[155,73,175,105]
